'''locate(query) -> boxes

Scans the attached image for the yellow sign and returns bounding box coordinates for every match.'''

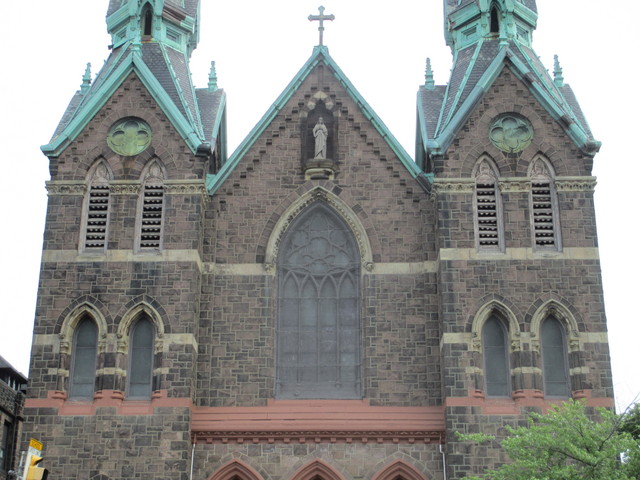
[29,438,43,451]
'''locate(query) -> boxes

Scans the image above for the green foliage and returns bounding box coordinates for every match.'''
[459,400,640,480]
[621,403,640,440]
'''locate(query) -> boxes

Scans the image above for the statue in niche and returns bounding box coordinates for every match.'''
[313,117,328,159]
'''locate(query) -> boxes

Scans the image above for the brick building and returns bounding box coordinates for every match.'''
[22,0,613,479]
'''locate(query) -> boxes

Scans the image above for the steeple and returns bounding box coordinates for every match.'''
[416,0,599,168]
[444,0,538,52]
[106,0,200,57]
[42,0,225,163]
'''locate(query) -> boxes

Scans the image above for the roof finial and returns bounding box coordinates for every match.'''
[208,61,218,92]
[425,58,435,90]
[553,54,564,87]
[81,63,92,94]
[308,6,335,46]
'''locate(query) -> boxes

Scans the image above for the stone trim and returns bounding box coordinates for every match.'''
[371,459,426,480]
[45,180,208,197]
[46,181,86,196]
[432,176,597,194]
[42,249,205,272]
[191,400,445,444]
[438,247,599,261]
[209,460,266,480]
[33,332,197,351]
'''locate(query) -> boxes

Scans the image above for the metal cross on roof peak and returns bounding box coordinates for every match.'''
[308,6,335,46]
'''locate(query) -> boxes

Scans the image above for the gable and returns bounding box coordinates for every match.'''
[207,47,430,195]
[419,41,600,163]
[434,66,594,178]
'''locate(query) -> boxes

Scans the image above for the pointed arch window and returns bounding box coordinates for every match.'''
[69,316,98,399]
[82,162,112,252]
[483,315,511,396]
[142,3,153,38]
[530,158,561,250]
[127,315,155,398]
[490,5,500,35]
[277,203,361,399]
[541,317,570,397]
[474,159,504,251]
[137,162,165,251]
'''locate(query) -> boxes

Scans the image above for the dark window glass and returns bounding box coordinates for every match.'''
[490,6,500,34]
[277,203,360,398]
[483,315,510,396]
[128,317,154,398]
[541,317,570,396]
[70,317,98,399]
[142,5,153,37]
[1,421,10,471]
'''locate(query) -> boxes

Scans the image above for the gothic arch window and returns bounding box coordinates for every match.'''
[290,460,344,480]
[541,316,570,397]
[69,316,98,399]
[372,460,426,480]
[136,160,165,251]
[473,158,504,251]
[127,315,155,398]
[483,315,511,397]
[81,161,112,252]
[141,3,153,38]
[490,4,500,35]
[276,202,361,399]
[529,157,561,250]
[208,460,265,480]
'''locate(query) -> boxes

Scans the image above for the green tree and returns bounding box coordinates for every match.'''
[459,400,640,480]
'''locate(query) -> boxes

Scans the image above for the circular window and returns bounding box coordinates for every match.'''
[489,113,534,153]
[107,117,152,156]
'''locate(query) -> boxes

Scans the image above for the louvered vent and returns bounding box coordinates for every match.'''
[139,184,163,249]
[532,180,555,246]
[84,185,109,249]
[477,181,499,247]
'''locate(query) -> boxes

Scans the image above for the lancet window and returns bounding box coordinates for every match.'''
[69,316,98,399]
[82,162,112,252]
[483,315,511,396]
[541,316,570,397]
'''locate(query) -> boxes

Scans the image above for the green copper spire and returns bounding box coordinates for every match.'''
[444,0,538,52]
[208,61,218,92]
[80,63,92,94]
[106,0,200,57]
[425,58,435,90]
[553,54,564,87]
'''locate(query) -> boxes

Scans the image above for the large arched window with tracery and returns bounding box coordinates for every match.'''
[276,202,361,399]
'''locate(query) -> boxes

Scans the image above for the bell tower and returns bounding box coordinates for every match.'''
[106,0,200,55]
[444,0,537,50]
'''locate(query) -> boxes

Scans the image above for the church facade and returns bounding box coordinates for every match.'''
[23,1,613,479]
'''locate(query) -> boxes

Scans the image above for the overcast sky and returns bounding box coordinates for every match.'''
[1,0,637,410]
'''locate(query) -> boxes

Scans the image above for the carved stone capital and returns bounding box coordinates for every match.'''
[46,181,86,196]
[432,180,474,194]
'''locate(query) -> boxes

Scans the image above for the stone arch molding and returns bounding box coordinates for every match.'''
[115,302,165,354]
[264,186,374,273]
[59,303,108,356]
[290,459,345,480]
[528,153,556,178]
[471,300,521,352]
[208,459,266,480]
[530,300,580,353]
[472,154,501,179]
[372,459,427,480]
